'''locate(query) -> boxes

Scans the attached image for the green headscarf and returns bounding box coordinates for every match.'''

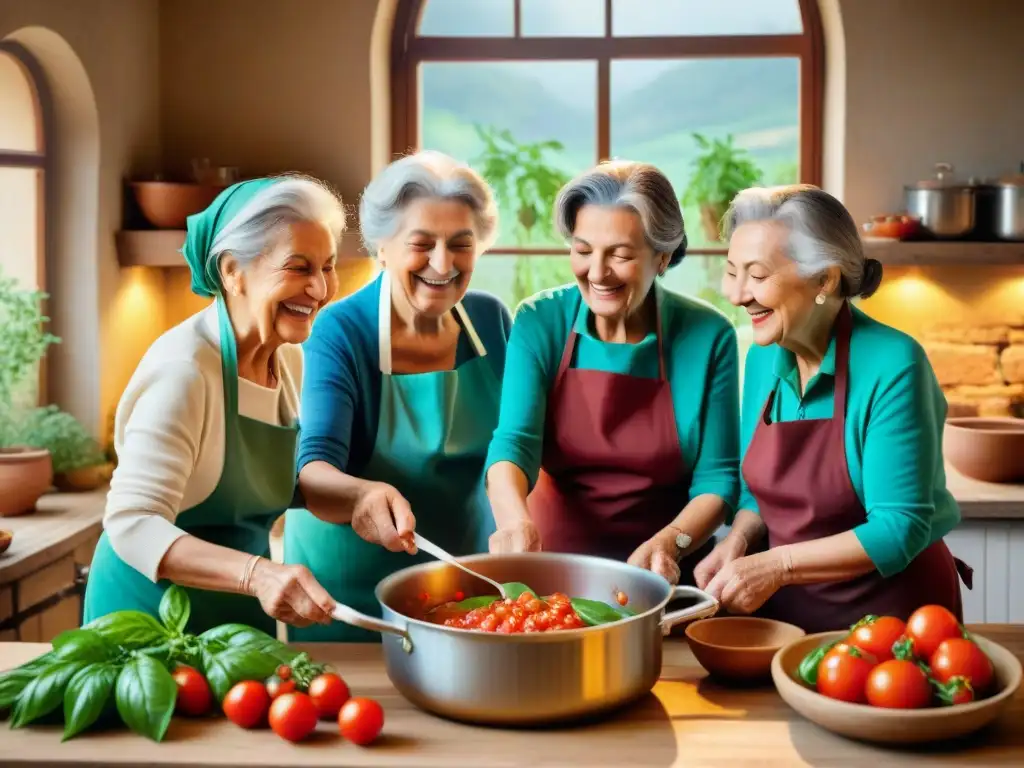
[181,177,281,297]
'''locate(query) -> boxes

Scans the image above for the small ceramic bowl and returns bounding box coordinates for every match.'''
[685,616,806,683]
[944,417,1024,483]
[772,631,1023,745]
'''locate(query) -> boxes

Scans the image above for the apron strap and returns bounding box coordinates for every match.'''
[378,271,393,375]
[832,301,854,433]
[555,289,667,382]
[377,271,487,374]
[214,296,240,456]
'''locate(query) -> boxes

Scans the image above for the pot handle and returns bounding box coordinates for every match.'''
[659,585,719,636]
[331,602,414,653]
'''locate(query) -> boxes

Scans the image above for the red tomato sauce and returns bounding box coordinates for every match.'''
[429,591,585,634]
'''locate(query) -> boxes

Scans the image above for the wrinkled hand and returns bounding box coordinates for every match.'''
[351,481,417,554]
[489,519,542,554]
[250,561,336,628]
[693,533,748,590]
[628,531,681,585]
[704,549,787,615]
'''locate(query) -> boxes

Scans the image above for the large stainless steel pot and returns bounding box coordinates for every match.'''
[904,163,975,238]
[330,552,719,726]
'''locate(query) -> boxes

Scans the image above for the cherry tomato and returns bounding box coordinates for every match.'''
[269,692,319,742]
[223,680,271,728]
[453,591,465,601]
[905,605,962,660]
[930,638,994,694]
[172,665,212,717]
[338,697,385,746]
[265,674,297,700]
[615,591,628,607]
[276,664,292,681]
[308,673,351,719]
[936,675,976,706]
[865,659,932,709]
[849,616,906,662]
[816,643,877,703]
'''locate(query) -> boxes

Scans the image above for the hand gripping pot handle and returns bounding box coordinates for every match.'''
[659,585,719,636]
[331,602,414,653]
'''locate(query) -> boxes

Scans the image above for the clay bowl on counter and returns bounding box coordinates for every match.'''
[130,181,227,229]
[685,616,805,684]
[772,631,1022,745]
[943,417,1024,483]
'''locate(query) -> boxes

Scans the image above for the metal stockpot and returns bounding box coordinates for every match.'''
[994,166,1024,241]
[331,552,719,726]
[904,162,975,238]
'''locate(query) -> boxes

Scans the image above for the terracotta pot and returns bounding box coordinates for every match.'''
[700,202,728,242]
[130,181,227,229]
[0,447,53,517]
[54,462,114,493]
[943,417,1024,483]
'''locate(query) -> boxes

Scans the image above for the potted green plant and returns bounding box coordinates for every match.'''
[681,133,764,243]
[0,269,110,516]
[471,124,576,306]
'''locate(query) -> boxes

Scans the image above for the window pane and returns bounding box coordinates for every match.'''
[418,0,515,37]
[0,52,40,152]
[611,0,802,36]
[521,0,605,37]
[419,61,597,249]
[610,57,800,250]
[0,166,42,291]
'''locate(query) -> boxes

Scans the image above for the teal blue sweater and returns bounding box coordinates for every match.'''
[485,282,740,511]
[738,303,962,577]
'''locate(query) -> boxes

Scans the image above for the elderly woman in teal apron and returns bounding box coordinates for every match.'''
[693,184,971,633]
[286,150,511,642]
[82,174,344,635]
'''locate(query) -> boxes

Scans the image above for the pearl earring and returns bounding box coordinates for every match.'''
[815,293,826,305]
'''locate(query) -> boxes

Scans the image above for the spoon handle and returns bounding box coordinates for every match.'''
[412,533,506,599]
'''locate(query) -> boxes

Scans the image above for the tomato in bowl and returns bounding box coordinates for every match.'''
[771,624,1021,744]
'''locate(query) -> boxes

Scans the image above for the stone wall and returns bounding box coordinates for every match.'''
[923,320,1024,418]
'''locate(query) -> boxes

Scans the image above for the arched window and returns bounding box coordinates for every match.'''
[391,0,823,321]
[0,43,46,294]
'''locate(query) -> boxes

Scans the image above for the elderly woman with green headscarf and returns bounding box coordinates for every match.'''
[82,174,345,635]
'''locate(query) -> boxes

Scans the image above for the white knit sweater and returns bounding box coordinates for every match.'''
[104,305,302,581]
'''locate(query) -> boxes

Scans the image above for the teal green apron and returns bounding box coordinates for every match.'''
[82,298,299,635]
[285,272,500,642]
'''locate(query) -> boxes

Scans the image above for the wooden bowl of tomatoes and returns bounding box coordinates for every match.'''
[771,606,1022,745]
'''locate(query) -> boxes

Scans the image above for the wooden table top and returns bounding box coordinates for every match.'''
[1,624,1021,767]
[0,489,106,585]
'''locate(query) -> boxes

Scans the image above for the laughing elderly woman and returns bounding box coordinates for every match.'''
[485,160,740,587]
[83,175,344,635]
[285,150,511,642]
[693,184,971,633]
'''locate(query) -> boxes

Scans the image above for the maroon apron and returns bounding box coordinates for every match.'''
[527,295,714,582]
[743,302,971,633]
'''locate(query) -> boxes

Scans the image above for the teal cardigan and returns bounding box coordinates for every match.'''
[738,303,961,577]
[485,282,740,511]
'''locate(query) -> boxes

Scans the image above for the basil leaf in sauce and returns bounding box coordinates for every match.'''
[450,582,536,611]
[570,598,636,627]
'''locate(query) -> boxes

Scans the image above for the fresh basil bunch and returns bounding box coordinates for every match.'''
[0,585,298,742]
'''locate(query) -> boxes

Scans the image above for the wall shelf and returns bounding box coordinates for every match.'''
[863,240,1024,266]
[116,230,187,268]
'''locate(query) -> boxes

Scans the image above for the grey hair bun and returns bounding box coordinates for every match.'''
[859,258,883,298]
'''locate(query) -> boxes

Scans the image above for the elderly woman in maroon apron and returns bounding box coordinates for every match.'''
[484,160,741,585]
[694,184,971,633]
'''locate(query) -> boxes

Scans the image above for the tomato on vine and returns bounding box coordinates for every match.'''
[930,638,993,694]
[904,605,963,660]
[172,665,212,717]
[848,615,906,662]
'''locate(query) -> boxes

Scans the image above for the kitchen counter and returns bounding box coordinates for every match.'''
[0,489,105,641]
[1,626,1021,767]
[946,464,1024,519]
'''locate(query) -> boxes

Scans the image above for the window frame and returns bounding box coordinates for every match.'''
[390,0,824,255]
[0,41,51,401]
